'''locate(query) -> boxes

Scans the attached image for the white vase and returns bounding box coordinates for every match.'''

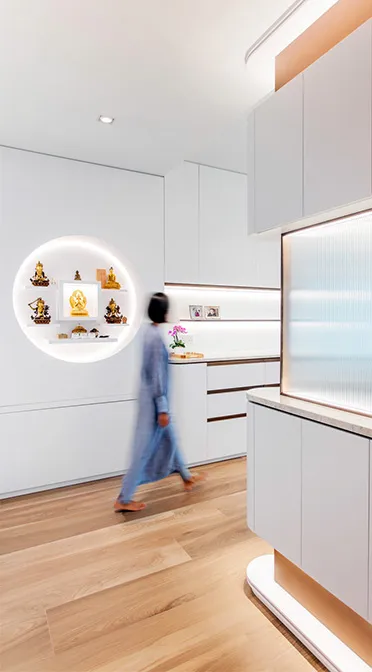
[172,347,186,356]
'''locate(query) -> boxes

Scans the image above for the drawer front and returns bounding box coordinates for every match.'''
[207,416,246,460]
[265,361,280,384]
[207,391,247,419]
[207,362,265,391]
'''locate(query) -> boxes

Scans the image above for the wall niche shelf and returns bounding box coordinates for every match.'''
[165,282,280,292]
[48,338,118,345]
[13,235,139,364]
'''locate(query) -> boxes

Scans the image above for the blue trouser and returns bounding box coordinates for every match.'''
[118,438,191,503]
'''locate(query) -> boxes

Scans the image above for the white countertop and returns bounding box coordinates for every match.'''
[247,387,372,439]
[170,353,280,365]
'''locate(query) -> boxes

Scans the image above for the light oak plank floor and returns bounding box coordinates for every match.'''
[0,458,325,671]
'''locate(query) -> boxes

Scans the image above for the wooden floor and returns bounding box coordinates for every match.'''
[0,458,325,672]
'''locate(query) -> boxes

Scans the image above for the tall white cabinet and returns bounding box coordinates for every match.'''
[247,19,372,233]
[304,21,372,216]
[165,161,199,284]
[254,75,303,233]
[165,161,281,288]
[199,166,247,286]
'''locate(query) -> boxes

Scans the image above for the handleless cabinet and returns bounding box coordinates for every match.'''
[165,161,199,283]
[304,21,372,216]
[302,421,370,620]
[253,75,303,232]
[199,166,248,287]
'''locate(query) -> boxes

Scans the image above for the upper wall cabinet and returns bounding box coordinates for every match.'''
[199,166,248,286]
[253,75,303,233]
[304,21,372,217]
[165,161,199,284]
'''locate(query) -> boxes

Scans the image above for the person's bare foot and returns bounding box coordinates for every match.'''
[183,472,206,492]
[114,499,146,512]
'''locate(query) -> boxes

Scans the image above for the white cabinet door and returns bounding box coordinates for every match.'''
[254,75,303,233]
[302,421,370,620]
[0,400,136,497]
[207,416,246,461]
[165,161,199,283]
[199,166,247,286]
[247,112,255,236]
[171,363,208,466]
[304,21,372,216]
[253,405,302,566]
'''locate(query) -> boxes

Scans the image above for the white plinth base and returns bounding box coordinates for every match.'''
[246,556,370,672]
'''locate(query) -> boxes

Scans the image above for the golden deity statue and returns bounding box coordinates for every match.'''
[74,270,82,281]
[30,261,49,287]
[28,297,51,324]
[104,298,123,324]
[103,266,121,290]
[69,289,89,316]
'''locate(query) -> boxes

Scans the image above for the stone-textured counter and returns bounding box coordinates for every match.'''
[247,387,372,439]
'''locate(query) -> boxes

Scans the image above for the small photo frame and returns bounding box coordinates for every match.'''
[189,305,203,320]
[204,305,220,320]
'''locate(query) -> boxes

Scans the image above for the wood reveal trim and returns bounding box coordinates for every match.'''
[275,0,372,91]
[274,551,372,666]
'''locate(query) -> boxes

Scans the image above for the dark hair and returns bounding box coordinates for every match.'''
[147,292,169,324]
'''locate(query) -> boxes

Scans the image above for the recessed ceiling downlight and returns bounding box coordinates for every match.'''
[98,115,114,124]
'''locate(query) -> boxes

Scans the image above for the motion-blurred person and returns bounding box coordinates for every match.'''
[115,292,204,512]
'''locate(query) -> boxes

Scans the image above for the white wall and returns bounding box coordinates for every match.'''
[0,147,164,496]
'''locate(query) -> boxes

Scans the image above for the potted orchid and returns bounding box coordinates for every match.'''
[168,324,187,353]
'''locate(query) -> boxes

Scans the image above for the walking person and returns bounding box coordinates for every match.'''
[115,292,204,512]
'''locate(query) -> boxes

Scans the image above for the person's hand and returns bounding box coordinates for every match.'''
[158,413,170,428]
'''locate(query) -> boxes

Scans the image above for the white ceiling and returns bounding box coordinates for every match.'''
[0,0,295,175]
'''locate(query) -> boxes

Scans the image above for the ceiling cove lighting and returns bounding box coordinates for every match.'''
[98,115,114,124]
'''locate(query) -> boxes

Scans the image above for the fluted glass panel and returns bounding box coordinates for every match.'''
[282,211,372,416]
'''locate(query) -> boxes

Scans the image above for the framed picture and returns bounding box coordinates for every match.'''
[204,305,220,320]
[189,305,203,320]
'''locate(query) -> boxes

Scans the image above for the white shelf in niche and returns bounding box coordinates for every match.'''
[27,323,60,328]
[24,285,57,290]
[101,288,128,293]
[105,323,130,327]
[48,338,118,345]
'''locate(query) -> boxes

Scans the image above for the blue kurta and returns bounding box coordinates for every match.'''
[118,325,190,503]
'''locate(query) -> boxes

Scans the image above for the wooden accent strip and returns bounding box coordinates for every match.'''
[165,282,280,291]
[274,551,372,666]
[208,383,279,396]
[208,357,280,367]
[275,0,372,91]
[179,319,280,323]
[207,413,246,423]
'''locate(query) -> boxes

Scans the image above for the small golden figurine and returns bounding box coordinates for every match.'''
[74,270,82,281]
[30,261,49,287]
[71,325,88,339]
[69,289,89,316]
[103,266,121,290]
[28,297,51,324]
[104,298,123,324]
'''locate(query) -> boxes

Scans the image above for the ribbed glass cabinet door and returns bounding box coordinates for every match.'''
[282,210,372,416]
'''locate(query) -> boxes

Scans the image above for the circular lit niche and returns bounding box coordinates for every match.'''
[13,235,141,363]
